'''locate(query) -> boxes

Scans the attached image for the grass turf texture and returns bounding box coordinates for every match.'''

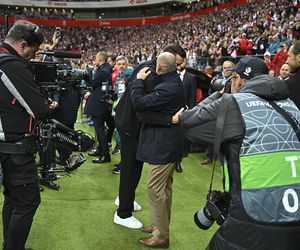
[0,121,223,250]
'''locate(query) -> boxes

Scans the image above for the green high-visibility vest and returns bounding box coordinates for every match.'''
[225,93,300,223]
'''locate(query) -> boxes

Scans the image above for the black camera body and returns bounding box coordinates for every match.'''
[194,190,230,230]
[31,61,90,97]
[210,77,233,93]
[99,81,118,105]
[37,119,95,152]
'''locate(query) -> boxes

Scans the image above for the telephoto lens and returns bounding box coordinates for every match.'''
[194,207,215,230]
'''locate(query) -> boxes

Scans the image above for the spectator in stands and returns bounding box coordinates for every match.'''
[272,42,289,76]
[245,39,254,56]
[204,65,213,78]
[263,51,275,74]
[267,34,281,55]
[239,33,249,55]
[278,63,291,80]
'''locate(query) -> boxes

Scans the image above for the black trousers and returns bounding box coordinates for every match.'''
[1,153,40,250]
[117,129,143,218]
[93,110,115,156]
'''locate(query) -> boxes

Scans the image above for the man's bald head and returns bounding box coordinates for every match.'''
[156,52,177,75]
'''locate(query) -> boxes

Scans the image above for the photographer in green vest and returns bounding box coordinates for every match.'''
[173,57,300,250]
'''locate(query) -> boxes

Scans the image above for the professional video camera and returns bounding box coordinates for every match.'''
[100,80,118,105]
[37,119,94,152]
[30,51,91,97]
[210,75,234,94]
[194,190,230,230]
[37,119,95,190]
[30,51,94,190]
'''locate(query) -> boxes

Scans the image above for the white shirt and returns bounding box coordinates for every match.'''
[178,69,186,82]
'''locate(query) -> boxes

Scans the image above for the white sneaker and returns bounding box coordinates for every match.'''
[114,196,142,211]
[113,211,143,229]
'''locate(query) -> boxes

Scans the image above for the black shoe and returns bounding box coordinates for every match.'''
[175,163,183,173]
[92,155,111,164]
[112,145,120,155]
[112,164,120,174]
[88,150,101,157]
[45,173,59,181]
[56,159,67,166]
[40,180,60,190]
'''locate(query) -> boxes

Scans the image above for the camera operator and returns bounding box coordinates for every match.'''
[85,51,114,163]
[0,20,57,250]
[173,57,300,249]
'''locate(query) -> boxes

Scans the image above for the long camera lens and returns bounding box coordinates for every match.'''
[194,207,215,230]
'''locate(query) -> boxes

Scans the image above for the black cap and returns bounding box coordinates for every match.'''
[234,57,268,80]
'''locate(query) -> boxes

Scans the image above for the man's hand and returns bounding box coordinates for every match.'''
[172,107,185,124]
[52,32,61,46]
[49,100,59,110]
[137,67,151,80]
[219,87,225,95]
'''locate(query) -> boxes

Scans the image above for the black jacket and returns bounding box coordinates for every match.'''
[181,75,300,250]
[84,62,112,117]
[131,71,185,164]
[286,67,300,110]
[114,59,172,139]
[0,43,50,142]
[182,70,197,108]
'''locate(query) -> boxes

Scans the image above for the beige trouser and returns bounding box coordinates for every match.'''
[147,163,175,240]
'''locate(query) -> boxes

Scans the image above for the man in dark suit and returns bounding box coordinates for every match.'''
[131,52,185,248]
[286,40,300,109]
[176,50,197,172]
[85,52,114,163]
[113,44,185,230]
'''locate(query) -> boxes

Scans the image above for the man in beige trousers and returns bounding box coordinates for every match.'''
[131,52,186,248]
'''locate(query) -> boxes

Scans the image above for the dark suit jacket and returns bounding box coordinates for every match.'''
[182,71,197,108]
[84,63,112,117]
[286,68,300,110]
[114,59,172,139]
[131,71,186,164]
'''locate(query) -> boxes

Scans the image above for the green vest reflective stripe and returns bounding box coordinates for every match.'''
[233,93,300,223]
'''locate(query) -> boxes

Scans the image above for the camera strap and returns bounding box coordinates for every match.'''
[209,93,231,193]
[265,99,300,141]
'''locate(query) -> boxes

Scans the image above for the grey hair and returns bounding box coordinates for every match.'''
[5,20,44,46]
[157,52,176,73]
[116,55,128,64]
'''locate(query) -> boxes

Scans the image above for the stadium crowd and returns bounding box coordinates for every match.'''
[0,0,232,20]
[0,0,298,74]
[1,1,300,249]
[30,0,300,74]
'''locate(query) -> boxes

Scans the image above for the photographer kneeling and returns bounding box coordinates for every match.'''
[173,57,300,249]
[0,21,57,250]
